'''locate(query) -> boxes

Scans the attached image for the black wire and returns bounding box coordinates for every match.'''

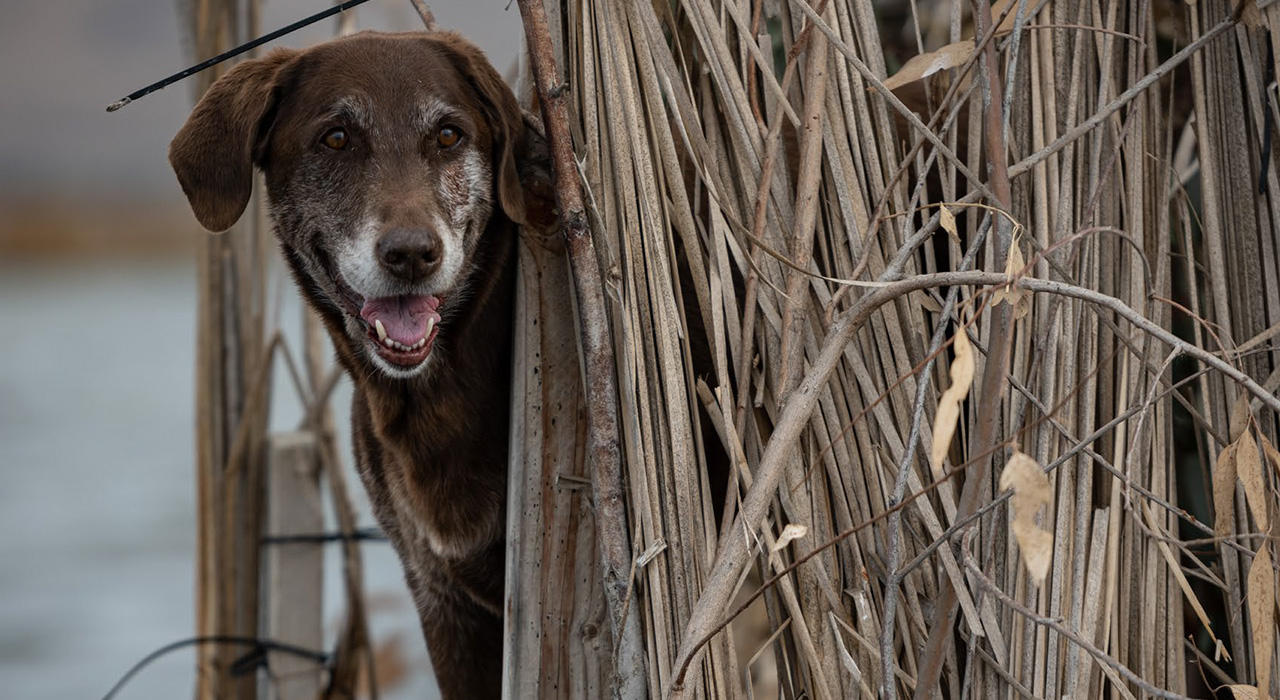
[100,635,330,700]
[261,527,387,544]
[105,0,378,112]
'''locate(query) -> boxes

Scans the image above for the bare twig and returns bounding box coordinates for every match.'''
[407,0,436,31]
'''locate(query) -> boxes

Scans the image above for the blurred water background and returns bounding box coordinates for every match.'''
[0,2,521,698]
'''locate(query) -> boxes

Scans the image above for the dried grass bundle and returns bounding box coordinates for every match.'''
[519,0,1280,698]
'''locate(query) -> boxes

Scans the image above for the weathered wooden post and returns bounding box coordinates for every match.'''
[264,432,324,700]
[184,2,272,699]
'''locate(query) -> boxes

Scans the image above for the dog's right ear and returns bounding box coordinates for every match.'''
[169,49,298,232]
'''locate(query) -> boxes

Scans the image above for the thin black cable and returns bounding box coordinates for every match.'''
[105,0,378,112]
[261,527,387,544]
[100,635,330,700]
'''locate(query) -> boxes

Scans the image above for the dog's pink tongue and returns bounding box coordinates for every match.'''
[359,295,441,344]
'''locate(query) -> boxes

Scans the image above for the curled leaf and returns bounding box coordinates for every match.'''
[771,523,809,552]
[1000,451,1053,585]
[992,230,1030,319]
[930,323,975,477]
[940,206,960,245]
[1239,0,1266,28]
[883,40,975,91]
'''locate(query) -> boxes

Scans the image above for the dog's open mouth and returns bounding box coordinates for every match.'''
[358,294,443,367]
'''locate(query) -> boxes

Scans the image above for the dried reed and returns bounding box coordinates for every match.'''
[525,0,1280,697]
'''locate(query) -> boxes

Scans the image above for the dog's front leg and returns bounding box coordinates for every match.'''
[412,549,505,700]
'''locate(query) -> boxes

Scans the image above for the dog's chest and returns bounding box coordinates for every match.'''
[352,389,507,560]
[388,451,504,560]
[357,427,507,618]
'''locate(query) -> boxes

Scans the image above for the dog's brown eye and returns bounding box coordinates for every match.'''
[322,128,348,150]
[436,126,461,149]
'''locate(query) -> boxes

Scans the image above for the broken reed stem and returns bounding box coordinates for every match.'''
[408,0,437,31]
[513,1,647,698]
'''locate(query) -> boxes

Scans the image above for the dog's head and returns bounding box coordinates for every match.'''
[170,31,542,378]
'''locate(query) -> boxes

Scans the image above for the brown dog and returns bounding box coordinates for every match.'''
[170,30,544,699]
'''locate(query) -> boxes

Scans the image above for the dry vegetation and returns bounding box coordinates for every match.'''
[535,0,1280,698]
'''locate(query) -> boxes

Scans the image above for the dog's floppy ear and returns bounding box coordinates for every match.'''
[169,49,298,232]
[439,35,533,227]
[515,113,559,233]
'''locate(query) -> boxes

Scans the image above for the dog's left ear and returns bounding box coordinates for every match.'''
[441,35,534,227]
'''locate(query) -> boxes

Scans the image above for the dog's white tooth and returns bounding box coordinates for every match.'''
[425,317,436,338]
[374,319,387,342]
[384,337,396,348]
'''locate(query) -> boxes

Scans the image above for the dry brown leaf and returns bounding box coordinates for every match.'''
[940,206,960,245]
[999,451,1052,585]
[1232,391,1253,442]
[991,0,1052,34]
[1262,435,1280,478]
[992,231,1030,319]
[1249,546,1275,700]
[882,40,975,91]
[771,523,809,552]
[930,323,975,477]
[1228,686,1261,700]
[1240,0,1266,28]
[1239,436,1271,531]
[991,0,1017,31]
[1216,440,1240,537]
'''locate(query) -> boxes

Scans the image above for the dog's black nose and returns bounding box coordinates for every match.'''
[377,229,443,284]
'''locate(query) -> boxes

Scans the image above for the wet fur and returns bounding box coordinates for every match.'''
[169,30,548,699]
